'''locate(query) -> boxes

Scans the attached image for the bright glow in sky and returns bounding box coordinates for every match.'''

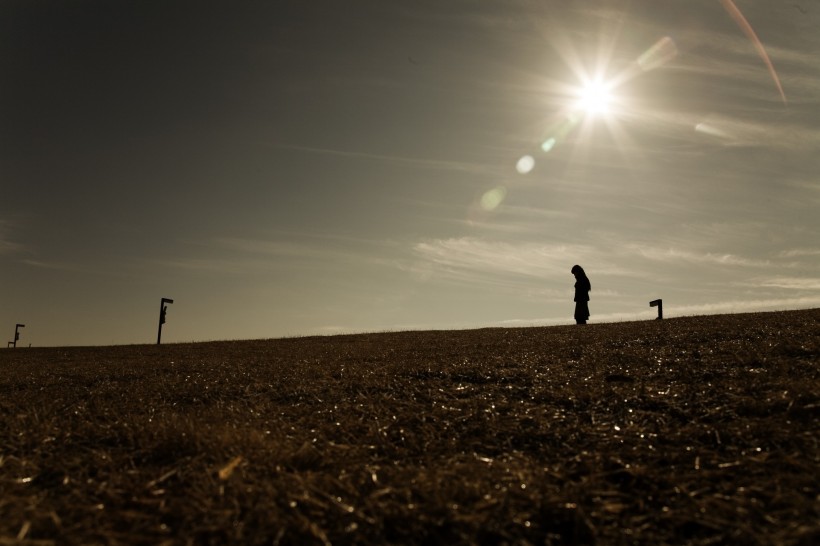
[1,0,819,346]
[576,80,613,115]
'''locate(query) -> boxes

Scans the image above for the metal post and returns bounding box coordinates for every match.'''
[157,298,174,345]
[13,324,25,348]
[649,299,663,320]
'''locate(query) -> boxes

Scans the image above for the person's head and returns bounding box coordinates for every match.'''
[571,264,584,277]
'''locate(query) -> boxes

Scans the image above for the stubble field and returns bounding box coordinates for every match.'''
[1,309,818,545]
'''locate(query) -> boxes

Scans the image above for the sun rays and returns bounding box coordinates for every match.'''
[512,1,787,182]
[575,78,614,116]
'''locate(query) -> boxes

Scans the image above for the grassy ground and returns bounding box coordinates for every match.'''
[1,309,818,545]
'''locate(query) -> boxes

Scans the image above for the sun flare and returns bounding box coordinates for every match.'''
[576,80,613,115]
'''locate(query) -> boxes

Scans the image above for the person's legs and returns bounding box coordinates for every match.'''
[575,302,589,324]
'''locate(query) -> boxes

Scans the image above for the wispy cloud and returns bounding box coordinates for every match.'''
[624,244,778,268]
[20,259,85,272]
[153,234,402,276]
[458,204,577,236]
[661,296,820,316]
[0,238,23,255]
[265,142,495,176]
[147,257,251,275]
[410,234,802,292]
[756,277,820,291]
[213,237,342,260]
[410,237,643,290]
[213,235,400,263]
[692,113,820,150]
[0,220,24,255]
[413,237,590,280]
[779,248,820,258]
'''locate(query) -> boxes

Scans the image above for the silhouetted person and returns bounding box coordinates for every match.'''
[571,265,591,324]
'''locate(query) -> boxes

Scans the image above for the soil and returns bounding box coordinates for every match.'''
[1,309,818,545]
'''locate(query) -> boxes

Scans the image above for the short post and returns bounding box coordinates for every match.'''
[12,324,25,348]
[649,299,663,320]
[157,298,174,345]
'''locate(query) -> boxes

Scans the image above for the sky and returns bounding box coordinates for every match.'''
[2,0,819,347]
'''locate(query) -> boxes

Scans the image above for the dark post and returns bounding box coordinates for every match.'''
[13,324,25,348]
[649,299,663,320]
[157,298,174,345]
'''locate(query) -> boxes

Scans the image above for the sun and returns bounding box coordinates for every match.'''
[575,79,613,115]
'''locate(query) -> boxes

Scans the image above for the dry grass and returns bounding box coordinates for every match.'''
[1,309,818,545]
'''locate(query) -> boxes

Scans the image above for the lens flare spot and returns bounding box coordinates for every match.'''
[638,36,678,72]
[538,115,579,158]
[480,186,508,211]
[541,137,557,152]
[516,155,535,174]
[695,122,730,139]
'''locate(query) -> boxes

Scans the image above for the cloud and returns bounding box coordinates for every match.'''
[625,244,777,268]
[756,277,820,291]
[265,142,495,176]
[410,237,645,291]
[409,235,797,294]
[147,257,250,275]
[20,259,85,272]
[154,234,402,277]
[662,296,820,316]
[213,237,340,260]
[779,248,820,258]
[692,113,820,151]
[0,220,24,255]
[0,238,22,255]
[413,237,591,280]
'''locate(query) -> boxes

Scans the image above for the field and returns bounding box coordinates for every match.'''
[1,309,818,545]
